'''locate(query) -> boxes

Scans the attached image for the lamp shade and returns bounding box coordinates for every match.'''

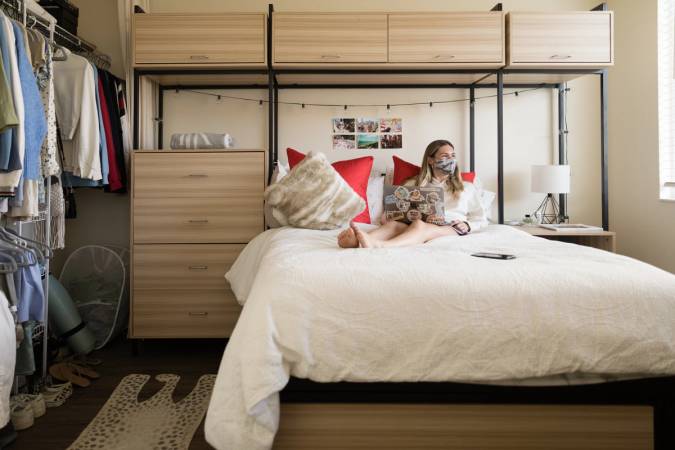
[531,165,571,194]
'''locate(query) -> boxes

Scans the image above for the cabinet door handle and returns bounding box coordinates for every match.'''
[188,265,209,270]
[433,54,455,59]
[186,173,208,178]
[188,219,209,224]
[320,54,341,59]
[550,54,572,59]
[189,55,210,60]
[188,311,209,316]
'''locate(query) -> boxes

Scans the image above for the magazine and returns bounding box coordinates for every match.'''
[539,223,604,232]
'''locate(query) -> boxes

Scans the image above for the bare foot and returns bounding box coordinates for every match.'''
[351,221,382,248]
[337,227,359,248]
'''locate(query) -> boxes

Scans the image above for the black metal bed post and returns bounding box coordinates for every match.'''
[557,83,567,221]
[497,70,504,224]
[274,76,279,166]
[133,69,139,149]
[469,87,475,172]
[157,87,164,149]
[267,4,275,183]
[600,69,609,231]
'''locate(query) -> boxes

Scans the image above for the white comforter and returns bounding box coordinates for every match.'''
[205,225,675,450]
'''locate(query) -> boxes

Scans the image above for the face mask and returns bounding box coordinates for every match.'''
[434,158,456,175]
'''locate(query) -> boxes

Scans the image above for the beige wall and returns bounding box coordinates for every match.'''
[55,0,675,274]
[52,0,128,275]
[606,0,675,273]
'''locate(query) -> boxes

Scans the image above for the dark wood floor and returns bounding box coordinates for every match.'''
[9,337,226,450]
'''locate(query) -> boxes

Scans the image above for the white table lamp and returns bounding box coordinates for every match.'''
[531,165,570,224]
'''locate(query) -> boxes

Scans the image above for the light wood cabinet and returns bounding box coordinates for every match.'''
[133,13,266,67]
[130,150,265,338]
[132,244,244,338]
[388,13,504,66]
[507,12,613,67]
[273,13,387,65]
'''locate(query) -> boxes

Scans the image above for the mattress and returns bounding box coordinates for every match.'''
[205,225,675,450]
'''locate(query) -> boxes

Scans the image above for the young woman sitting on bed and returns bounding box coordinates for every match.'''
[338,139,488,248]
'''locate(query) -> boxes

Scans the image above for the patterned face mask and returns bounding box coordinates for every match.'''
[434,158,457,175]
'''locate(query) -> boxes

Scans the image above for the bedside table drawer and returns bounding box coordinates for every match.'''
[132,289,241,338]
[133,244,244,290]
[133,196,263,243]
[133,152,264,198]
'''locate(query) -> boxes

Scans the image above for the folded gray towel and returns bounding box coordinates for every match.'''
[170,133,234,149]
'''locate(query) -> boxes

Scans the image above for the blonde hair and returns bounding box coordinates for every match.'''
[413,139,464,198]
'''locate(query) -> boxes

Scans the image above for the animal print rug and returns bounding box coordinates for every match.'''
[67,374,216,450]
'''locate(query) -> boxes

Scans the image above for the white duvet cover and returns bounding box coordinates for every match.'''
[205,225,675,450]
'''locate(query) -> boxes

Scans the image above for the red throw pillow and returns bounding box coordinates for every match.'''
[392,155,475,184]
[286,148,373,224]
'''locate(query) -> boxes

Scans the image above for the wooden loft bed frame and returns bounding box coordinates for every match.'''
[130,3,675,449]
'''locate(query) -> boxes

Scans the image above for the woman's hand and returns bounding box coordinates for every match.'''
[450,220,470,234]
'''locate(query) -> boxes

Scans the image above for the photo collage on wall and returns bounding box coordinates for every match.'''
[332,118,403,151]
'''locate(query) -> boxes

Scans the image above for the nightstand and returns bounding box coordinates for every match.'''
[512,226,616,252]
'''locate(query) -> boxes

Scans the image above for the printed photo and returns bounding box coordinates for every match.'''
[356,118,379,133]
[332,134,356,151]
[357,134,379,149]
[380,118,402,133]
[332,118,355,133]
[380,133,403,149]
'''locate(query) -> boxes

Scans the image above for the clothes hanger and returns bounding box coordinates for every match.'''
[0,227,38,266]
[2,227,52,259]
[0,250,18,274]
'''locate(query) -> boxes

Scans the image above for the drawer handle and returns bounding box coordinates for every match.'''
[188,311,209,316]
[186,173,208,178]
[188,219,209,224]
[188,265,209,270]
[189,55,210,60]
[320,54,341,59]
[433,54,455,59]
[550,54,572,59]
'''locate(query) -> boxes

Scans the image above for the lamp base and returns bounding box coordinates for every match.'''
[533,194,564,224]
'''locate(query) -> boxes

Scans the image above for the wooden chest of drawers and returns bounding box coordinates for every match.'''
[130,150,265,338]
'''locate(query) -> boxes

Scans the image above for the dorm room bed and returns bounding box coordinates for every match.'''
[204,225,675,450]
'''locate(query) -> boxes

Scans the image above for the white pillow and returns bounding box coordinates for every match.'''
[367,175,385,225]
[471,175,495,220]
[265,152,366,230]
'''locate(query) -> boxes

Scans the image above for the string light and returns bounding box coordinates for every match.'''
[176,87,542,109]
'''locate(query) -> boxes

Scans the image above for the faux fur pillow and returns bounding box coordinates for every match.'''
[264,152,366,230]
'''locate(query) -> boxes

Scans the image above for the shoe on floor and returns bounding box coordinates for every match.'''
[42,382,73,408]
[9,402,33,431]
[11,393,46,418]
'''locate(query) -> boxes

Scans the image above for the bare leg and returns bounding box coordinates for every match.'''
[338,220,408,248]
[355,220,457,248]
[367,220,408,240]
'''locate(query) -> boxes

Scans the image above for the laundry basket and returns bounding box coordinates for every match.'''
[59,245,129,350]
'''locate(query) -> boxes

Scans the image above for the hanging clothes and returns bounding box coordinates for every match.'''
[96,71,122,192]
[0,48,18,134]
[53,48,101,181]
[0,15,24,184]
[8,20,47,219]
[38,42,59,178]
[0,290,16,429]
[63,63,110,188]
[98,69,126,192]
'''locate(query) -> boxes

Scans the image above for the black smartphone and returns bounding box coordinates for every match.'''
[471,252,516,260]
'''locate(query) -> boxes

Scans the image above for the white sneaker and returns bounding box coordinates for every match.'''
[9,403,33,431]
[11,393,46,419]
